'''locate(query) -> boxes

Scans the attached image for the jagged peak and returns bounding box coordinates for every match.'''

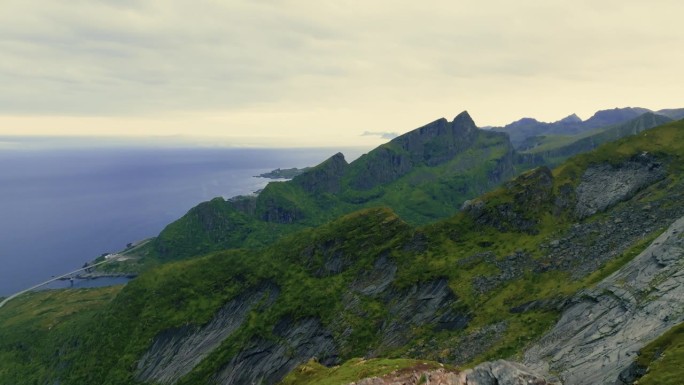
[453,110,476,127]
[291,151,348,194]
[327,152,347,165]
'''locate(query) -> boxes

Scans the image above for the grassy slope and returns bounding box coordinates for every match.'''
[279,358,447,385]
[1,120,682,385]
[0,287,122,383]
[637,322,684,385]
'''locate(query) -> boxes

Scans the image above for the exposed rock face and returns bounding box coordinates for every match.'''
[212,317,338,385]
[574,153,666,219]
[376,279,469,352]
[349,360,556,385]
[135,283,279,384]
[348,112,500,190]
[351,254,397,296]
[524,215,684,385]
[463,360,558,385]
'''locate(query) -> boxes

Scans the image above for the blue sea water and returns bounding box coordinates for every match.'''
[0,146,361,296]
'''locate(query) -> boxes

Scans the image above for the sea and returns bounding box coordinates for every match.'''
[0,145,366,296]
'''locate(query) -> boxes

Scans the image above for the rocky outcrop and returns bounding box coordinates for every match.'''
[349,360,556,385]
[376,279,469,352]
[211,317,338,385]
[135,283,279,384]
[524,215,684,385]
[351,254,397,296]
[463,360,558,385]
[463,167,554,234]
[347,112,489,190]
[574,153,666,219]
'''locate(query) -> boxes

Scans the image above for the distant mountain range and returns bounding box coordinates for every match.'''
[492,107,684,148]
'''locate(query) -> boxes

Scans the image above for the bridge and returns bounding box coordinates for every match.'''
[0,256,122,310]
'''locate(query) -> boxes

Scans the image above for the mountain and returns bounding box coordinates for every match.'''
[519,112,673,164]
[656,107,684,120]
[1,118,682,385]
[151,111,538,261]
[493,107,654,148]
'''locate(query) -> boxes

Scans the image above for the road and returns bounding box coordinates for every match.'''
[0,257,118,310]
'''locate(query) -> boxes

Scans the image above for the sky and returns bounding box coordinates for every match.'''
[1,0,683,147]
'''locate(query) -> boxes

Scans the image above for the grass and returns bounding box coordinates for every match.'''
[279,358,447,385]
[636,322,684,385]
[0,287,122,384]
[0,120,682,384]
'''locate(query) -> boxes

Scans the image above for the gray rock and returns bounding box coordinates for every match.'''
[375,279,469,352]
[463,360,559,385]
[524,215,684,385]
[212,317,338,385]
[447,322,508,365]
[574,154,665,219]
[348,360,555,385]
[351,254,397,296]
[135,283,279,384]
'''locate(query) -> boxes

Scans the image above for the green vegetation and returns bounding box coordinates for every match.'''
[1,119,683,385]
[0,287,122,384]
[636,322,684,385]
[279,358,446,385]
[147,114,529,263]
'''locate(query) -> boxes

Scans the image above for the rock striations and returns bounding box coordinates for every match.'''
[524,215,684,385]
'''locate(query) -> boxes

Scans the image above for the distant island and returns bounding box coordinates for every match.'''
[256,167,312,179]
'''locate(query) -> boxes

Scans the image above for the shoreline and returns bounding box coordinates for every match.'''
[57,272,139,281]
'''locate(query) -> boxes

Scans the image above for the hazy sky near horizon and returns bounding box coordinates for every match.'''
[1,0,682,147]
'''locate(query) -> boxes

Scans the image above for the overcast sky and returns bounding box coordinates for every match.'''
[1,0,682,147]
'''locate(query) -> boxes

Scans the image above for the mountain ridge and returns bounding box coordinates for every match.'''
[151,111,533,260]
[492,106,669,147]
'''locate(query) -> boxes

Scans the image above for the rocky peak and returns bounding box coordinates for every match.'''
[391,111,481,165]
[293,152,348,194]
[453,110,477,131]
[394,111,476,145]
[347,111,493,190]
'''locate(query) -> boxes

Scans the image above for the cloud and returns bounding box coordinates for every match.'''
[361,131,399,140]
[0,0,683,143]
